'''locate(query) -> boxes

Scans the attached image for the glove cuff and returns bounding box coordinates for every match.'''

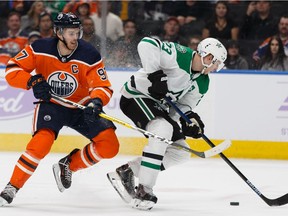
[147,70,165,82]
[180,111,194,121]
[87,98,103,107]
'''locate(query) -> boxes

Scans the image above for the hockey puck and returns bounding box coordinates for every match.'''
[230,202,239,206]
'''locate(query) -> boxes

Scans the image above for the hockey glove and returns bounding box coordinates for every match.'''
[147,70,168,100]
[27,74,51,102]
[180,111,205,139]
[84,98,103,122]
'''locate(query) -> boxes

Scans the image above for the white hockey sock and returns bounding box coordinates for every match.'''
[138,117,173,188]
[162,139,191,169]
[128,157,141,178]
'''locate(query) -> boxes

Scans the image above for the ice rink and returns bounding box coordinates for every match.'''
[0,152,288,216]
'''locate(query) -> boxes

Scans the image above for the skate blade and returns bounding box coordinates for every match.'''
[52,163,65,193]
[0,196,8,207]
[131,198,155,211]
[107,172,133,203]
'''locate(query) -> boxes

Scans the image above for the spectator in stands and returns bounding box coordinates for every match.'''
[38,12,54,38]
[240,0,278,40]
[0,0,32,17]
[174,0,212,37]
[62,0,81,14]
[143,1,175,21]
[110,1,145,24]
[44,1,67,19]
[226,0,247,26]
[224,40,249,70]
[110,19,141,68]
[253,14,288,62]
[134,0,176,36]
[0,1,32,34]
[90,1,124,42]
[187,34,202,50]
[62,0,97,15]
[81,17,102,50]
[75,2,91,21]
[158,16,187,45]
[174,0,212,25]
[27,31,41,45]
[21,0,46,33]
[202,1,239,41]
[259,36,288,71]
[0,12,28,57]
[0,45,11,66]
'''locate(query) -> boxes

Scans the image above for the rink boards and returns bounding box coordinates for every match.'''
[0,133,287,159]
[0,68,287,159]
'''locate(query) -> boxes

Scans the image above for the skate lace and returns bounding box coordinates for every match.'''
[64,164,72,181]
[128,171,135,188]
[2,184,17,198]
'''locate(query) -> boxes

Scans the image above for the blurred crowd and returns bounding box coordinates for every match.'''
[1,0,288,71]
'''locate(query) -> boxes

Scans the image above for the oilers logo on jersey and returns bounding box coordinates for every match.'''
[48,71,78,97]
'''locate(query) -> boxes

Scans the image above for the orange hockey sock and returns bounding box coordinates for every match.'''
[9,129,55,189]
[9,151,40,189]
[69,142,102,172]
[69,128,119,172]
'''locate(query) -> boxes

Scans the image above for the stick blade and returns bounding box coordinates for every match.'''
[267,193,288,206]
[204,139,231,158]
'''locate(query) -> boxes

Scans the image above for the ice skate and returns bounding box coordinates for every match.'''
[107,163,136,203]
[131,184,157,211]
[52,149,79,192]
[0,183,18,206]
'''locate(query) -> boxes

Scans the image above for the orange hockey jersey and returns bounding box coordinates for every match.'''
[5,38,113,107]
[0,35,28,57]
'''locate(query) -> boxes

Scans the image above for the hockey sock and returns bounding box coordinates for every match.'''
[69,128,119,171]
[9,129,55,189]
[69,142,101,171]
[138,118,173,187]
[128,157,141,177]
[162,139,191,169]
[9,151,40,189]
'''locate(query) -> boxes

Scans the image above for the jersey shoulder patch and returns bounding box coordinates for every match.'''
[174,43,193,74]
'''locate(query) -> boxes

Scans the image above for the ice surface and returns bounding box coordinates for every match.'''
[0,152,288,216]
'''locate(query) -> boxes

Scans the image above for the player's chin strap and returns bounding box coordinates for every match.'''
[164,96,288,207]
[200,55,210,74]
[56,32,70,50]
[50,94,230,158]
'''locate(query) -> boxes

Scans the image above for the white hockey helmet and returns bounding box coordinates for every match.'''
[197,38,227,72]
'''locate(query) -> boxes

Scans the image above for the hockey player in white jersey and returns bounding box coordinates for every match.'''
[107,36,227,210]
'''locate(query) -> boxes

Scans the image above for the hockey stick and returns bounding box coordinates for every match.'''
[51,94,230,158]
[164,96,288,206]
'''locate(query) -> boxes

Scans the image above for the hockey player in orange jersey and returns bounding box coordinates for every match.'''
[0,12,120,206]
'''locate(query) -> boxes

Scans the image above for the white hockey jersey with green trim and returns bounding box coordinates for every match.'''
[121,37,210,114]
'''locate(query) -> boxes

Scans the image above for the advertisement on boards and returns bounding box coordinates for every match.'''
[0,68,287,142]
